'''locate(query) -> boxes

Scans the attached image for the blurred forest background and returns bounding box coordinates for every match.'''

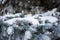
[0,0,60,15]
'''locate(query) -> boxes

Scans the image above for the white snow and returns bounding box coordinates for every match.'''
[39,16,58,24]
[39,8,57,16]
[4,14,15,18]
[7,26,14,35]
[4,18,17,25]
[14,13,22,17]
[24,30,32,40]
[24,14,39,25]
